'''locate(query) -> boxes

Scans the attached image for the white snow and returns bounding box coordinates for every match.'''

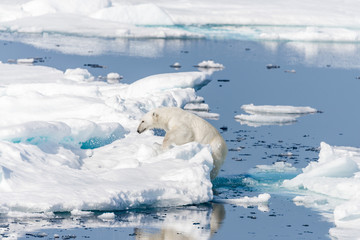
[236,104,318,127]
[0,62,215,213]
[283,142,360,239]
[0,0,359,45]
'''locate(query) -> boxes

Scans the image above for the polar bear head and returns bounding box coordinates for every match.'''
[137,110,160,134]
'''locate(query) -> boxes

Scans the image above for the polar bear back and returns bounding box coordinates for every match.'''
[158,107,219,144]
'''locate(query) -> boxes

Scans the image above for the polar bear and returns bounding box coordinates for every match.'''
[137,107,227,180]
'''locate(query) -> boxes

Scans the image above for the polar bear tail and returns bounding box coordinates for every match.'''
[210,136,228,180]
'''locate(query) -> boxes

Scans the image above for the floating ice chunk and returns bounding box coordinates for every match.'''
[64,68,95,82]
[235,114,297,126]
[17,58,35,64]
[170,62,181,68]
[194,60,224,69]
[125,71,209,98]
[98,212,115,220]
[237,104,319,127]
[106,72,122,80]
[283,142,360,238]
[253,162,297,173]
[213,193,271,212]
[241,104,318,115]
[284,142,360,189]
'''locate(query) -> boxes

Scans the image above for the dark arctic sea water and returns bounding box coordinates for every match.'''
[1,37,360,239]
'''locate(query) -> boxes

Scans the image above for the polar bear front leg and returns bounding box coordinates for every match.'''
[162,127,195,149]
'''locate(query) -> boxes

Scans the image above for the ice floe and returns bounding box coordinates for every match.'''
[283,142,360,239]
[235,104,319,127]
[0,0,360,43]
[0,62,218,213]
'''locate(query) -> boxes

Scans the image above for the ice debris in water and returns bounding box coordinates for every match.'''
[283,142,360,239]
[106,72,123,80]
[235,104,319,127]
[194,60,224,69]
[253,162,297,173]
[98,212,116,220]
[213,193,271,212]
[170,62,181,68]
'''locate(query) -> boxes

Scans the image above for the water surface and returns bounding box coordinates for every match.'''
[1,38,359,239]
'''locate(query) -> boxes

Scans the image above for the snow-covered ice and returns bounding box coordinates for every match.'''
[235,104,318,127]
[241,104,318,115]
[0,62,216,213]
[0,0,360,43]
[283,142,360,239]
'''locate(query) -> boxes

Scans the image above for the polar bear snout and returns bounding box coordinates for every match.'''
[137,120,147,134]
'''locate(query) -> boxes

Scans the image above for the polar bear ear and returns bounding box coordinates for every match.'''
[152,112,159,120]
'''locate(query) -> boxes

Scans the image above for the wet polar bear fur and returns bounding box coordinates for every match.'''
[137,107,227,180]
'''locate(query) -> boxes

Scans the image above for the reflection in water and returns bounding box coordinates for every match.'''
[134,204,225,240]
[2,31,360,69]
[1,203,225,239]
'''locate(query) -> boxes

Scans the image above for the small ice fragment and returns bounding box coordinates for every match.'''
[106,72,123,80]
[194,60,224,69]
[98,212,116,220]
[279,152,293,157]
[213,193,271,212]
[17,58,35,64]
[284,69,296,73]
[170,62,181,68]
